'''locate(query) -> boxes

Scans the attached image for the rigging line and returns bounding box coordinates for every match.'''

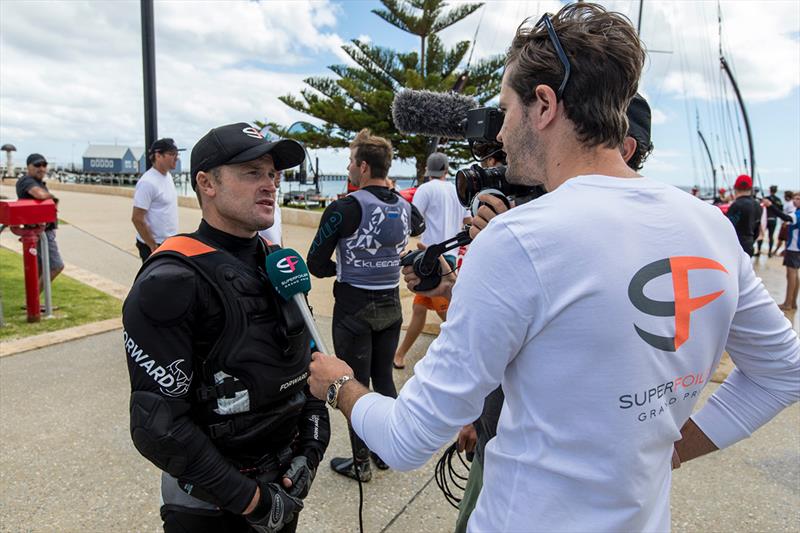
[719,80,739,172]
[713,61,733,172]
[717,0,759,190]
[464,4,486,71]
[700,2,721,139]
[720,80,742,171]
[724,79,748,173]
[675,28,700,188]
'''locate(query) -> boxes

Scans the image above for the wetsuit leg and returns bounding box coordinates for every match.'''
[162,509,298,533]
[370,318,401,399]
[332,308,373,463]
[162,509,250,533]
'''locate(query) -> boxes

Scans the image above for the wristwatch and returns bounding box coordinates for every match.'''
[326,375,353,409]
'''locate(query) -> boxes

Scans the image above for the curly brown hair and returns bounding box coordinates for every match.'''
[506,3,645,150]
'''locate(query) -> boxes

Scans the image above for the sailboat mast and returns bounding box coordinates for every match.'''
[697,128,717,197]
[717,2,759,191]
[720,56,757,189]
[637,0,644,35]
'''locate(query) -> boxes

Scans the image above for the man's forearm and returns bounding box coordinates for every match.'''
[133,218,157,249]
[336,379,371,421]
[674,418,718,465]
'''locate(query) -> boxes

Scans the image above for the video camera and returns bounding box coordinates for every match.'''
[456,108,545,215]
[392,91,544,292]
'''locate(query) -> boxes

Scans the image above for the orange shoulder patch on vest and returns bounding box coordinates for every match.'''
[154,236,217,257]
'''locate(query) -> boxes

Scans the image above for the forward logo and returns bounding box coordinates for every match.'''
[628,256,728,352]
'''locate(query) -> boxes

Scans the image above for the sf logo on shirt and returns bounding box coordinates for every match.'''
[628,256,727,352]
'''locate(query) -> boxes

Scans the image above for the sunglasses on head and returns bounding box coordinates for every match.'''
[33,162,48,168]
[534,13,571,100]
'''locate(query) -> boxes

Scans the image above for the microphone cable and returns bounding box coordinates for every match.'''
[349,438,365,533]
[434,442,472,509]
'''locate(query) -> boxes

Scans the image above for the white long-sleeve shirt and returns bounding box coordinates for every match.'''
[352,175,799,532]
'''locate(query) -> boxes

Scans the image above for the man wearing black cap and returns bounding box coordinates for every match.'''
[16,153,64,289]
[132,138,183,262]
[123,123,330,532]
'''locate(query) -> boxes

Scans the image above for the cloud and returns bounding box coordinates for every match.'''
[435,1,799,104]
[0,0,346,153]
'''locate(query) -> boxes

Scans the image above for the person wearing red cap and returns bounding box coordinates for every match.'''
[726,175,762,256]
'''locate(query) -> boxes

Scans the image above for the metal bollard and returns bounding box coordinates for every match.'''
[39,230,53,318]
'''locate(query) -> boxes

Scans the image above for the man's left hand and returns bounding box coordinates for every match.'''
[308,352,354,401]
[281,456,315,499]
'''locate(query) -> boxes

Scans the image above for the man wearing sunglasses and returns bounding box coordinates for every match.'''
[16,153,64,290]
[309,3,799,532]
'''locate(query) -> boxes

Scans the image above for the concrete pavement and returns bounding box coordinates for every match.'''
[0,184,797,532]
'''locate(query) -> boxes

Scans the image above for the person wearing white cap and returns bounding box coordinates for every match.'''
[393,152,470,370]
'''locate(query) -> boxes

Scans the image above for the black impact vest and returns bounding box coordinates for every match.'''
[140,233,311,452]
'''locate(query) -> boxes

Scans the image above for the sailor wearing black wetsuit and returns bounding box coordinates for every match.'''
[759,185,789,257]
[307,129,424,481]
[123,123,330,533]
[727,175,763,257]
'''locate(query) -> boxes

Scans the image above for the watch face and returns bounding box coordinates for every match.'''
[326,383,337,405]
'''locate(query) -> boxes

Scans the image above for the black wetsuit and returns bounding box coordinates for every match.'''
[307,186,424,466]
[759,193,789,254]
[727,195,763,256]
[123,220,330,532]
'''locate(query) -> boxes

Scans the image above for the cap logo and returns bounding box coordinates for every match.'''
[242,127,264,139]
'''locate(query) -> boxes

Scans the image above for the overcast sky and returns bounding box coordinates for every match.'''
[1,0,798,191]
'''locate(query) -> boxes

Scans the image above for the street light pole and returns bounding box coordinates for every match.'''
[141,0,158,170]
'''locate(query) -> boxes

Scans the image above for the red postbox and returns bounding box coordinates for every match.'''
[0,199,57,322]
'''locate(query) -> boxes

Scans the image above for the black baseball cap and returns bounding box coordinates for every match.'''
[190,123,305,189]
[627,93,652,147]
[26,153,47,166]
[149,138,184,154]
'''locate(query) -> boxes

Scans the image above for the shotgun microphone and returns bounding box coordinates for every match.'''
[264,248,330,354]
[391,89,478,139]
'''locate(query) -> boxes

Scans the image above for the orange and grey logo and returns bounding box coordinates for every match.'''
[628,257,728,352]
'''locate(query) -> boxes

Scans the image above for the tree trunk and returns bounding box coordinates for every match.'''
[415,155,427,185]
[420,35,426,77]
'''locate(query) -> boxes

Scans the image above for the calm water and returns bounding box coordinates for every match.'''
[173,175,418,198]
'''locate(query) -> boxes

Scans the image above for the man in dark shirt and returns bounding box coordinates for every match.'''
[307,129,424,481]
[15,153,64,290]
[757,184,785,257]
[726,175,763,257]
[123,123,330,532]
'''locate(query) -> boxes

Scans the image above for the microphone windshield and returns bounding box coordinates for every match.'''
[392,89,477,139]
[265,248,312,300]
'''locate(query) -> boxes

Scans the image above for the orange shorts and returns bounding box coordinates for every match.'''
[413,294,450,313]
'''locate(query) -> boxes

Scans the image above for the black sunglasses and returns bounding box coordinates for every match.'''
[33,162,48,168]
[535,14,571,100]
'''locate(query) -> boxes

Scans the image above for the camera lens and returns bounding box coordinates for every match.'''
[455,166,481,207]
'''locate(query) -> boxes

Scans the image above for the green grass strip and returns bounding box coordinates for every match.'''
[0,247,120,341]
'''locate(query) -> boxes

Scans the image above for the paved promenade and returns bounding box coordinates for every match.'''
[0,185,797,532]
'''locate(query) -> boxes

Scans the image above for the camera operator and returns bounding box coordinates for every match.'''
[308,4,799,531]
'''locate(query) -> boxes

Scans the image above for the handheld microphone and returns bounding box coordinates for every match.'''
[265,248,330,355]
[392,89,478,139]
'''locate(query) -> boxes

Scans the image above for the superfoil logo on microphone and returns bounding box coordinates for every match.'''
[277,255,300,274]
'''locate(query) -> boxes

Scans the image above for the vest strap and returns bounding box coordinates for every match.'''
[153,236,217,257]
[195,377,247,402]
